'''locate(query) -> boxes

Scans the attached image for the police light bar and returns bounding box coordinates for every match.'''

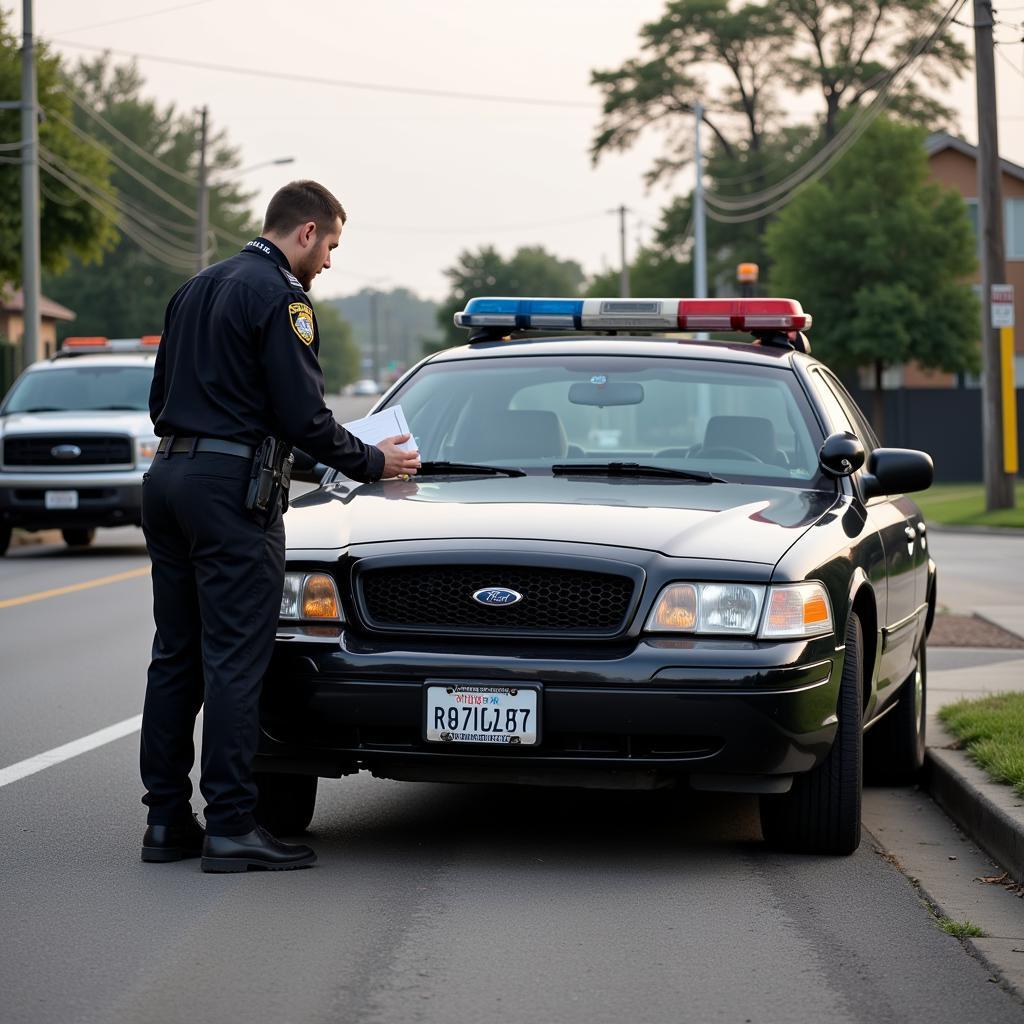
[454,297,812,333]
[60,336,161,354]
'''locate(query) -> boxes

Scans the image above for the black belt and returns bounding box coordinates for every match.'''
[156,437,256,459]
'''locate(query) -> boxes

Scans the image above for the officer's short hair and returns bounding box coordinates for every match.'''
[263,180,347,236]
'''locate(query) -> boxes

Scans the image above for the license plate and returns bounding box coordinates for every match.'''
[45,490,79,510]
[425,684,539,746]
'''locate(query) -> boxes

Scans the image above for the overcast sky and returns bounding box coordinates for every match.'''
[21,0,1024,301]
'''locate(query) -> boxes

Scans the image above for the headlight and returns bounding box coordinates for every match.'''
[646,583,765,635]
[645,581,833,639]
[280,572,344,622]
[136,437,159,463]
[760,582,833,639]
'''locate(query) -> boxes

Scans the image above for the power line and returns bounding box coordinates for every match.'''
[38,154,198,270]
[60,90,196,185]
[52,0,217,36]
[995,44,1024,75]
[702,0,965,222]
[48,39,597,109]
[44,105,199,219]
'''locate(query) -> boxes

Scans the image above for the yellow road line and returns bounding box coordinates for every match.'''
[0,565,151,610]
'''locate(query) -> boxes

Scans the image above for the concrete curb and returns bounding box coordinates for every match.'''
[925,744,1024,886]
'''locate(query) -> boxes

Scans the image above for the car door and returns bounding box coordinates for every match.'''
[812,370,922,695]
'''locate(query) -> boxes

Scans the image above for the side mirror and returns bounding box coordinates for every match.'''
[861,448,933,499]
[818,431,865,477]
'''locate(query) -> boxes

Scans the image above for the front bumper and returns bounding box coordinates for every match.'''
[257,631,843,791]
[0,468,146,529]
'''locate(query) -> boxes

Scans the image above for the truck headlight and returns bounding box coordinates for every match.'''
[136,437,159,464]
[646,583,765,635]
[280,572,344,622]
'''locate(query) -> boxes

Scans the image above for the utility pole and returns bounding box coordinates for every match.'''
[369,289,380,383]
[607,205,630,297]
[693,102,709,340]
[195,105,209,273]
[20,0,40,368]
[974,0,1016,510]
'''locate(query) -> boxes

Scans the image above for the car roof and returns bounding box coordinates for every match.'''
[27,354,158,371]
[426,335,806,368]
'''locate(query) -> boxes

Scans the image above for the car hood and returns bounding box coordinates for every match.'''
[285,476,838,565]
[0,410,153,436]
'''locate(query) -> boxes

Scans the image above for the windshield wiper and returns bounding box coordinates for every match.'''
[16,406,64,413]
[93,404,146,411]
[551,462,725,483]
[417,460,526,478]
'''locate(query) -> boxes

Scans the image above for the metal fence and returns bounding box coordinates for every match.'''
[846,386,1024,483]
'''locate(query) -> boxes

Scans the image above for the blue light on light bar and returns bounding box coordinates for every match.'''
[454,297,583,330]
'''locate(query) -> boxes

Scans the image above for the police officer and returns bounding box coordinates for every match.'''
[139,180,420,872]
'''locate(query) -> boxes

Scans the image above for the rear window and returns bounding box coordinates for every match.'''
[386,354,827,487]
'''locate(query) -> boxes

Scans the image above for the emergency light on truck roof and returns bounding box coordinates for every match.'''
[454,297,812,333]
[58,336,161,357]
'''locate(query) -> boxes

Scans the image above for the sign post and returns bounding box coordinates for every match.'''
[991,285,1018,476]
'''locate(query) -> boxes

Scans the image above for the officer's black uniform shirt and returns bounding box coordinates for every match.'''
[150,238,385,482]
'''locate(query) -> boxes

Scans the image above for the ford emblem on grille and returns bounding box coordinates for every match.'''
[472,587,523,607]
[50,444,82,460]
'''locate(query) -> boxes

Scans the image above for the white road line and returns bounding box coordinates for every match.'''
[0,714,142,789]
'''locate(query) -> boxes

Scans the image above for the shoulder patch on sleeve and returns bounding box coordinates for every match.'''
[279,266,305,291]
[288,302,316,345]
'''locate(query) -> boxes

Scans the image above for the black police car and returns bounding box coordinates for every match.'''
[257,297,935,856]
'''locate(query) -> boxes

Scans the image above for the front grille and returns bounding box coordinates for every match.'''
[3,434,132,467]
[357,564,636,636]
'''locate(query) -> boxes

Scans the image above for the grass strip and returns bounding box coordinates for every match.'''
[939,693,1024,798]
[937,917,985,938]
[914,484,1024,528]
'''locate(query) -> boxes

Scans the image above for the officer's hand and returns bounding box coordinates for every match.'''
[377,434,421,478]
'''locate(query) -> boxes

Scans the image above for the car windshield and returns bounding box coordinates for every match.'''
[385,354,828,488]
[3,365,153,414]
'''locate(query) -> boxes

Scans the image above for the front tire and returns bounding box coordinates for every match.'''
[254,772,318,835]
[62,528,96,548]
[760,612,863,855]
[865,641,926,785]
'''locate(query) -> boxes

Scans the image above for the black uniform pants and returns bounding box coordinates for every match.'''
[140,450,285,836]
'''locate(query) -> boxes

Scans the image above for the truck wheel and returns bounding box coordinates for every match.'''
[760,611,863,855]
[62,528,96,548]
[865,641,927,785]
[0,525,10,556]
[254,772,318,835]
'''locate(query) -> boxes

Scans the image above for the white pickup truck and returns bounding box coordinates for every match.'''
[0,338,160,555]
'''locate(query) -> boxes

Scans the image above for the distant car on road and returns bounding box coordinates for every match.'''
[0,337,160,555]
[257,297,935,856]
[349,378,381,397]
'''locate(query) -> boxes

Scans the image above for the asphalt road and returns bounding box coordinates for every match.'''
[3,477,1024,1022]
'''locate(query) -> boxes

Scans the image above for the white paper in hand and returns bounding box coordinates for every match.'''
[343,405,418,453]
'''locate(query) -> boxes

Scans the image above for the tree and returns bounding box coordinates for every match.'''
[0,10,116,287]
[765,117,979,439]
[42,56,259,338]
[433,245,585,350]
[315,304,361,393]
[587,246,692,298]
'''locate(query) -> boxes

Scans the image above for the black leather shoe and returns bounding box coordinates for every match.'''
[201,825,317,873]
[141,813,205,863]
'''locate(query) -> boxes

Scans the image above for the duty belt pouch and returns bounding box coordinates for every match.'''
[245,437,294,524]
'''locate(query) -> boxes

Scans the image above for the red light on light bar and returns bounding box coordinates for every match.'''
[63,336,109,347]
[140,335,161,346]
[676,298,811,332]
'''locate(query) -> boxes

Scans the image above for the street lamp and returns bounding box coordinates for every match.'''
[235,156,295,175]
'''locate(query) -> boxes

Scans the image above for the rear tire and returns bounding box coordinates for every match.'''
[62,528,96,548]
[0,525,10,556]
[254,772,318,835]
[760,612,863,855]
[865,641,927,785]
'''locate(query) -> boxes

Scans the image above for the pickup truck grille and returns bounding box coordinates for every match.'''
[356,564,636,637]
[2,434,133,467]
